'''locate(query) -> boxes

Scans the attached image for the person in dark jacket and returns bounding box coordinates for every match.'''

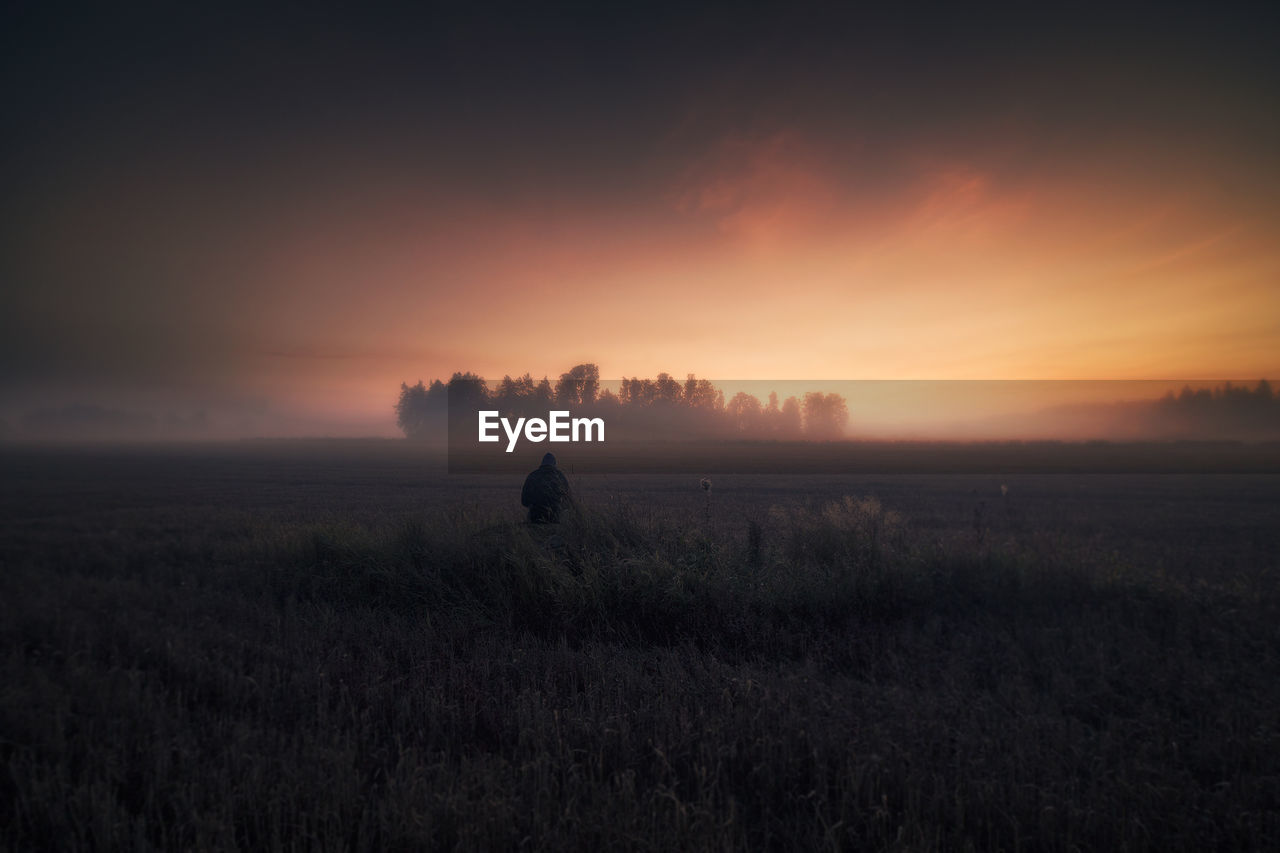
[522,452,572,523]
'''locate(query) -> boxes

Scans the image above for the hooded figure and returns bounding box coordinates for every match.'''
[521,452,572,523]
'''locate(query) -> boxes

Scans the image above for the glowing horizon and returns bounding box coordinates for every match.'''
[3,4,1277,437]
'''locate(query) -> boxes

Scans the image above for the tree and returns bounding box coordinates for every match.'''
[726,392,763,433]
[495,375,521,412]
[619,377,653,406]
[654,372,682,405]
[396,371,863,442]
[684,375,723,411]
[396,380,446,439]
[802,392,849,440]
[779,396,802,438]
[446,372,488,405]
[534,377,554,405]
[555,363,600,406]
[495,373,536,415]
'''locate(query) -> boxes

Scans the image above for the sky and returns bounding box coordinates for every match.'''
[2,2,1278,437]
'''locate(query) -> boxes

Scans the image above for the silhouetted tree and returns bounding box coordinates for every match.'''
[726,392,763,433]
[534,376,554,405]
[803,392,849,439]
[596,387,621,409]
[654,372,682,405]
[779,396,802,438]
[684,375,723,411]
[447,372,488,405]
[495,375,520,413]
[494,373,537,416]
[555,363,600,406]
[396,380,447,439]
[396,366,873,442]
[1154,380,1278,439]
[396,381,429,437]
[619,377,655,406]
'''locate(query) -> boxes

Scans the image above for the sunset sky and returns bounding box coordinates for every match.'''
[3,3,1277,436]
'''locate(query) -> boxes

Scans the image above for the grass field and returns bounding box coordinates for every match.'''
[3,442,1278,850]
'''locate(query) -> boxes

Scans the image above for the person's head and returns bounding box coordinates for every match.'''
[541,452,557,467]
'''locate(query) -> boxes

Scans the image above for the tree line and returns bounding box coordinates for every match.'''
[395,363,849,441]
[1149,380,1279,439]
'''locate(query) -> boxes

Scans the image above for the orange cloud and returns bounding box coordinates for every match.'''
[673,131,842,245]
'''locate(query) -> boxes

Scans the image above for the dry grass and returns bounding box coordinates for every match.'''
[2,449,1278,851]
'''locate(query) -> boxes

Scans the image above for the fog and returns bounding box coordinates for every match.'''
[3,377,1275,444]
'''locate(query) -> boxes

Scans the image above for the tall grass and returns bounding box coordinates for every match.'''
[3,493,1278,851]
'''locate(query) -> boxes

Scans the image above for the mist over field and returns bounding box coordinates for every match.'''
[9,377,1277,445]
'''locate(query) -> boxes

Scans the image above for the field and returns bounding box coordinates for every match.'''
[3,441,1279,851]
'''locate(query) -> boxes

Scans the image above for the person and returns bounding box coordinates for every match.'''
[521,452,572,523]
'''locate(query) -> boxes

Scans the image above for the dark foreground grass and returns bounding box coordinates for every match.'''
[3,492,1279,851]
